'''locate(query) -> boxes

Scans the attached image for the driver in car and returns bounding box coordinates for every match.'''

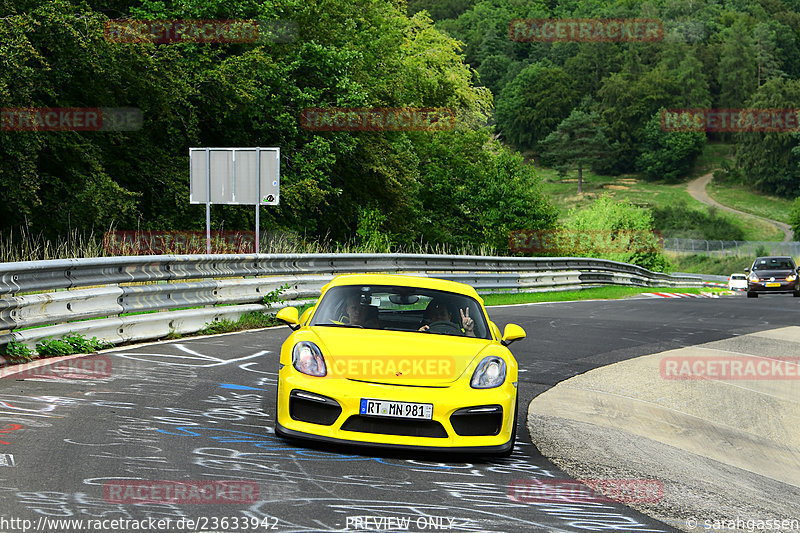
[341,293,380,328]
[418,298,475,337]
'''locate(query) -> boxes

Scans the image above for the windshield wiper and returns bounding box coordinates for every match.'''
[315,323,364,328]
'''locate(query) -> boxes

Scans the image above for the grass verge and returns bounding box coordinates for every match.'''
[665,253,754,277]
[707,178,793,225]
[536,165,781,241]
[482,285,716,306]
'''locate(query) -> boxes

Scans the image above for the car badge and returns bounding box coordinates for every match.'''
[770,277,775,282]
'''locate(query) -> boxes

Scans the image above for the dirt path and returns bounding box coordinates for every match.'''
[687,172,794,242]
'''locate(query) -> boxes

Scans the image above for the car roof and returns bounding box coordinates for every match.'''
[754,256,794,261]
[321,273,482,301]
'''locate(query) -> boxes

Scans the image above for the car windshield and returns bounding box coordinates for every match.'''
[752,258,795,271]
[310,284,491,339]
[731,274,746,280]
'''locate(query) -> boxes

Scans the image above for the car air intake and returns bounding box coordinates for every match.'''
[289,390,342,426]
[450,405,503,436]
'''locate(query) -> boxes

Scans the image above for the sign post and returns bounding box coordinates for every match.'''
[189,147,280,254]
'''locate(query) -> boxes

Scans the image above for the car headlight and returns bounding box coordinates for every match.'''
[471,356,506,389]
[292,342,327,377]
[787,274,797,282]
[748,272,759,283]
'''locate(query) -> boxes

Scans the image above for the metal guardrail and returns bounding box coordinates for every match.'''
[0,254,703,351]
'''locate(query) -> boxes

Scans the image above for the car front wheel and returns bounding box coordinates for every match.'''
[747,292,758,298]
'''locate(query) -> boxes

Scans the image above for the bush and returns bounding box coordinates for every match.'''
[35,338,75,358]
[563,194,670,271]
[636,110,706,182]
[3,341,35,364]
[651,201,745,240]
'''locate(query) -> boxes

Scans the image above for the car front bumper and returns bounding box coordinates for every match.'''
[747,280,799,293]
[276,368,517,452]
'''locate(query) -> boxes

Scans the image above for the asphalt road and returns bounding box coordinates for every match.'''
[1,293,797,533]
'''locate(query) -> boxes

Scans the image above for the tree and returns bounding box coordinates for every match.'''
[718,19,757,107]
[732,78,800,197]
[495,63,578,151]
[538,110,609,193]
[636,110,706,182]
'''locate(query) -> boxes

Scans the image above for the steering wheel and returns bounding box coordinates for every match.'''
[427,321,463,335]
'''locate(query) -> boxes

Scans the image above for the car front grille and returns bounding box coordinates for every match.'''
[341,415,448,438]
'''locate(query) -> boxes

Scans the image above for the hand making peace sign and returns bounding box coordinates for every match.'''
[459,307,474,333]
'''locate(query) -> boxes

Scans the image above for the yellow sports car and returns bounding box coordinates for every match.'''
[274,273,526,455]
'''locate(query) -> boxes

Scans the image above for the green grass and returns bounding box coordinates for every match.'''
[687,142,733,179]
[536,164,782,241]
[482,285,715,306]
[665,252,754,277]
[707,177,793,224]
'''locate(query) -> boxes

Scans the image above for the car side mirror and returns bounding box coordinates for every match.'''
[501,324,526,346]
[744,268,750,273]
[298,306,315,326]
[276,307,300,330]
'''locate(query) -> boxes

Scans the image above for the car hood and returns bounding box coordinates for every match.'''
[752,269,795,278]
[308,326,493,385]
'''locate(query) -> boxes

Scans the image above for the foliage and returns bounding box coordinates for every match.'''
[1,0,528,253]
[562,194,670,272]
[414,129,558,251]
[2,341,35,364]
[34,333,108,358]
[790,197,800,237]
[732,78,800,197]
[263,283,290,306]
[356,207,393,251]
[437,0,800,191]
[666,253,755,277]
[636,110,706,182]
[539,110,610,193]
[198,311,279,335]
[495,62,578,150]
[651,202,745,240]
[62,334,110,353]
[35,338,76,358]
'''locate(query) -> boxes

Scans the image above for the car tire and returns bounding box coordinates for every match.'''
[747,292,758,298]
[496,395,518,458]
[794,291,800,297]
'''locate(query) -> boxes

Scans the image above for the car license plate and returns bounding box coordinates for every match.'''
[766,282,781,287]
[360,398,433,420]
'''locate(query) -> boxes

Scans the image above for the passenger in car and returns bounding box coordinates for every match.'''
[418,298,475,337]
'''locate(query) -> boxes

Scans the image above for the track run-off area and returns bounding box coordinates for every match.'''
[0,293,797,533]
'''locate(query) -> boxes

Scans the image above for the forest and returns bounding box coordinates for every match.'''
[2,0,800,257]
